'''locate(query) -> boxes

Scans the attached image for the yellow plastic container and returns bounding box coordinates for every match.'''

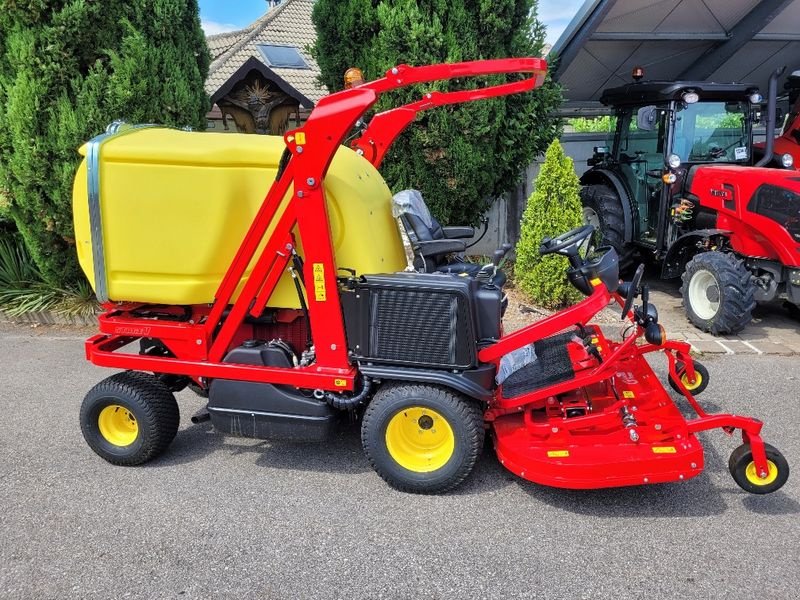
[72,127,407,306]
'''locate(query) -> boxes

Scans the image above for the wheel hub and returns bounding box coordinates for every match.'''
[385,407,455,473]
[98,404,139,447]
[688,269,720,320]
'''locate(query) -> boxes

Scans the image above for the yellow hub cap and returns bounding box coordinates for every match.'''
[98,404,139,447]
[385,407,455,473]
[745,460,778,486]
[681,371,703,391]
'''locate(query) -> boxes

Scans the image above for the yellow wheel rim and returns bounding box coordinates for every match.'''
[681,371,703,391]
[745,460,779,486]
[98,404,139,447]
[385,407,455,473]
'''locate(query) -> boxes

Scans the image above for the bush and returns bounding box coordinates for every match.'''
[312,0,563,226]
[0,1,210,287]
[515,139,583,308]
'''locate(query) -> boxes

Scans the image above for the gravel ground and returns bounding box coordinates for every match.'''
[1,325,799,599]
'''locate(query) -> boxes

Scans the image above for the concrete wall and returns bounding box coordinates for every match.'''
[467,132,606,255]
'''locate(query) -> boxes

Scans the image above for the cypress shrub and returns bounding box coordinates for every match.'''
[312,0,563,226]
[0,0,210,286]
[515,139,584,308]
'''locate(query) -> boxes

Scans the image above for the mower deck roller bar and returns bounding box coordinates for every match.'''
[77,58,788,496]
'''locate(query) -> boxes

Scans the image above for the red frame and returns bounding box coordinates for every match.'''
[84,57,776,488]
[86,58,548,392]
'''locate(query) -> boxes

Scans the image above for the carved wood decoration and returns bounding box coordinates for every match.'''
[217,73,299,135]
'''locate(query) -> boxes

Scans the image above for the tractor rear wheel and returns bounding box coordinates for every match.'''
[681,251,756,335]
[80,371,180,465]
[361,383,484,494]
[580,184,632,267]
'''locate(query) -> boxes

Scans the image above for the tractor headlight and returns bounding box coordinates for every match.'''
[781,153,794,169]
[749,93,763,104]
[668,154,682,169]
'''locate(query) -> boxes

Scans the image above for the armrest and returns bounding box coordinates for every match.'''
[416,239,466,257]
[442,226,475,239]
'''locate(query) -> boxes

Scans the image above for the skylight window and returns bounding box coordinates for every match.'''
[257,44,309,69]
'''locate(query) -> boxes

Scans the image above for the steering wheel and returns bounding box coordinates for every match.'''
[539,224,595,256]
[620,264,645,319]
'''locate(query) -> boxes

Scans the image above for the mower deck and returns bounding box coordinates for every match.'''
[493,332,705,489]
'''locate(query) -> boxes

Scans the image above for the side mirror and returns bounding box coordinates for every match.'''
[637,106,658,131]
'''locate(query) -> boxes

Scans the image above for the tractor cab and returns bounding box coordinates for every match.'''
[586,80,761,252]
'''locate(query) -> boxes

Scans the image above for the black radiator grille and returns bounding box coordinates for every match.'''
[367,288,472,368]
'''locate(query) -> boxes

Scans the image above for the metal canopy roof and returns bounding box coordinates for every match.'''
[552,0,800,113]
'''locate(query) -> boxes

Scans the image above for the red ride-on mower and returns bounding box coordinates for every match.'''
[75,59,789,494]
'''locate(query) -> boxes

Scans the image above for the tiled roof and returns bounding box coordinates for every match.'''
[205,0,327,104]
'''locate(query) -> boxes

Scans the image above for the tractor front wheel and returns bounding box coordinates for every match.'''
[361,384,484,494]
[681,251,756,335]
[80,371,180,465]
[580,184,632,267]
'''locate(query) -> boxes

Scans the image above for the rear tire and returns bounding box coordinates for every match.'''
[80,371,180,466]
[580,183,633,267]
[361,384,484,494]
[681,251,756,335]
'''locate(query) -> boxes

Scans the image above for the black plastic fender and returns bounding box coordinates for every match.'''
[580,168,636,242]
[358,363,495,403]
[661,229,731,279]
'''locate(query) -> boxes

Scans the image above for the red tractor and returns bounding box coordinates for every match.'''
[581,68,800,334]
[73,59,788,495]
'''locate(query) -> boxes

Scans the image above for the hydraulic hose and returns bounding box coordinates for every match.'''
[324,376,372,410]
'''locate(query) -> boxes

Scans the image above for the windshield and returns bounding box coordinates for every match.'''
[673,101,750,163]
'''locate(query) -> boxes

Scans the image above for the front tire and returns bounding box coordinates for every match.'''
[80,371,180,466]
[361,384,484,494]
[681,251,756,335]
[729,443,789,494]
[580,183,633,267]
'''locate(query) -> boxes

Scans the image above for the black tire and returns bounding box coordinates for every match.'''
[80,371,180,466]
[580,183,633,267]
[668,361,710,395]
[728,443,789,494]
[681,251,756,335]
[361,383,484,494]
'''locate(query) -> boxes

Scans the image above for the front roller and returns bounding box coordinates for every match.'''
[80,371,180,465]
[361,384,484,494]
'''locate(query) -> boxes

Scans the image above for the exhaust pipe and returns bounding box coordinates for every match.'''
[755,66,787,167]
[191,411,211,424]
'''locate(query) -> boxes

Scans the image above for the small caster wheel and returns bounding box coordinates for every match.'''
[728,443,789,494]
[669,361,709,395]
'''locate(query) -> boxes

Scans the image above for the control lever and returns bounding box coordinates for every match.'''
[492,243,513,266]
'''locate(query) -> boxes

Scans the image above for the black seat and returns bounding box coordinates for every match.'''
[394,190,506,287]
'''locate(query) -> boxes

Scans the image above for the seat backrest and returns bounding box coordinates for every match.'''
[393,189,445,243]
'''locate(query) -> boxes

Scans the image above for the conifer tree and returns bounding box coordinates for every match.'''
[0,0,210,285]
[312,0,562,226]
[515,139,584,308]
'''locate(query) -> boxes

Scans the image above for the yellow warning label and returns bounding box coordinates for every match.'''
[652,446,677,454]
[313,263,326,301]
[295,131,306,145]
[334,379,347,387]
[590,277,602,286]
[547,450,570,458]
[622,390,635,399]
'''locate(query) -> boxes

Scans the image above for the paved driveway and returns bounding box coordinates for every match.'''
[1,326,798,599]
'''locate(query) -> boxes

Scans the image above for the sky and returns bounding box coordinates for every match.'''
[198,0,584,46]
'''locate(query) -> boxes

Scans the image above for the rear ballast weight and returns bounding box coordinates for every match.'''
[75,59,788,495]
